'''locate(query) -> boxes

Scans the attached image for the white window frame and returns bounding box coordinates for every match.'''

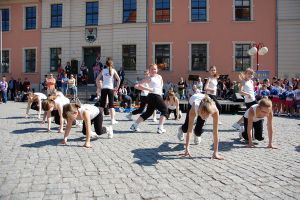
[152,42,173,71]
[0,6,11,32]
[23,47,37,73]
[152,0,173,23]
[232,41,254,72]
[1,48,11,74]
[188,41,210,72]
[232,0,254,21]
[23,4,38,30]
[188,0,210,22]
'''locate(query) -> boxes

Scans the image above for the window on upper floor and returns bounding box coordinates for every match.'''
[25,6,36,30]
[155,0,170,23]
[51,4,62,28]
[1,9,9,31]
[235,44,251,71]
[123,0,136,23]
[235,0,251,21]
[50,48,62,72]
[191,44,207,71]
[25,49,36,73]
[155,44,170,71]
[86,1,98,26]
[1,50,9,73]
[191,0,207,22]
[122,45,136,71]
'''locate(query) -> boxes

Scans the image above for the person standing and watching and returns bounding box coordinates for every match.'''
[65,62,72,78]
[46,74,56,95]
[178,77,186,100]
[0,76,8,103]
[8,77,16,101]
[61,73,69,95]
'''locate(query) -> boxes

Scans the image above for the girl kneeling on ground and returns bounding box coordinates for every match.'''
[178,93,224,160]
[26,92,47,119]
[240,98,276,148]
[61,103,113,148]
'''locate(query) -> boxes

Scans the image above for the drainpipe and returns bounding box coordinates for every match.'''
[146,0,149,72]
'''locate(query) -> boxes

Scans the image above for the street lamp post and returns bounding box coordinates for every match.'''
[248,43,269,71]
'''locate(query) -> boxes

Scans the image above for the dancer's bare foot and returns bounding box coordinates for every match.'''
[58,129,64,133]
[267,144,278,149]
[83,142,92,148]
[211,153,224,160]
[60,140,67,145]
[179,150,192,158]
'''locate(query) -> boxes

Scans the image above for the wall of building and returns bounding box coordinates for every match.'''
[148,0,276,83]
[1,0,41,90]
[277,0,300,78]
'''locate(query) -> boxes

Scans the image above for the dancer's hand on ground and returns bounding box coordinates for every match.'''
[179,149,192,158]
[212,153,224,160]
[247,143,255,148]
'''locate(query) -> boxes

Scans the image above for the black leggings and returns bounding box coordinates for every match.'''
[208,94,222,112]
[167,108,178,119]
[242,117,264,141]
[82,110,106,135]
[100,88,114,108]
[245,101,257,109]
[140,93,168,120]
[181,105,205,136]
[132,95,148,115]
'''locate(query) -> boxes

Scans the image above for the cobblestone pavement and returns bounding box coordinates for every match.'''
[0,101,299,200]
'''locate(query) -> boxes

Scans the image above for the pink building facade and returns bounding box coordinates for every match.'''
[148,0,276,83]
[1,0,41,89]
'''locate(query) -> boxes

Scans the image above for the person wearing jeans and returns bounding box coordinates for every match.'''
[0,76,8,103]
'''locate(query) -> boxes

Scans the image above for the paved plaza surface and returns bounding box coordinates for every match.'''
[0,102,299,200]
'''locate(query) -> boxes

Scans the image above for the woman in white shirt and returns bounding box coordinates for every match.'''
[98,59,120,125]
[204,66,222,112]
[61,103,113,148]
[25,92,47,119]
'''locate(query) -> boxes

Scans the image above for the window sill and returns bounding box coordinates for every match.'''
[24,28,37,31]
[23,72,38,75]
[189,20,210,24]
[152,22,172,25]
[233,20,255,23]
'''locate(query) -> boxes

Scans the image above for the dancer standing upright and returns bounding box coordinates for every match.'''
[130,64,168,134]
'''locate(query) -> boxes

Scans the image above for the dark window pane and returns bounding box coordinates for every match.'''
[191,0,207,22]
[235,0,251,21]
[155,0,170,23]
[1,50,9,73]
[155,44,170,70]
[86,2,98,26]
[25,49,36,73]
[191,44,207,71]
[235,44,251,71]
[1,9,9,31]
[51,4,63,27]
[50,48,62,72]
[26,6,36,29]
[123,0,136,23]
[122,45,136,71]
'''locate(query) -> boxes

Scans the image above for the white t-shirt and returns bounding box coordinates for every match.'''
[294,89,300,101]
[148,75,163,95]
[141,83,149,96]
[244,104,265,122]
[242,79,256,103]
[102,68,116,89]
[206,78,218,95]
[189,93,205,112]
[34,92,47,100]
[54,92,70,107]
[78,104,100,120]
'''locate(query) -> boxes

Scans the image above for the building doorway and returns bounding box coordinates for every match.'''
[83,47,101,84]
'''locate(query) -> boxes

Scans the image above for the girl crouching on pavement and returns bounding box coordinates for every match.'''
[178,93,224,160]
[61,103,113,148]
[25,92,47,119]
[240,98,277,149]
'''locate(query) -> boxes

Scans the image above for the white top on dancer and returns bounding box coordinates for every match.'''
[102,68,117,89]
[78,104,100,120]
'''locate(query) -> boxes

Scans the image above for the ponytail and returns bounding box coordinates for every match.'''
[106,60,113,76]
[199,95,215,114]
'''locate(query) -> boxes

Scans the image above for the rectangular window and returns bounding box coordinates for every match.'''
[51,4,62,28]
[191,0,207,22]
[155,0,170,23]
[235,44,251,71]
[123,0,137,23]
[122,45,136,71]
[1,9,9,31]
[25,49,36,73]
[235,0,251,21]
[25,6,36,30]
[1,50,9,73]
[86,1,98,26]
[50,48,62,72]
[191,44,207,71]
[155,44,170,70]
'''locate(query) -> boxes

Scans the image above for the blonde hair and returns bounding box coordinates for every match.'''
[106,59,113,76]
[239,68,255,81]
[63,103,81,119]
[199,95,215,114]
[258,97,272,109]
[209,66,219,79]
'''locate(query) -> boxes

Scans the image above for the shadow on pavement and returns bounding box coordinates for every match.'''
[11,127,46,134]
[132,142,210,166]
[213,138,247,152]
[17,121,40,124]
[0,116,24,119]
[296,145,300,152]
[20,137,89,148]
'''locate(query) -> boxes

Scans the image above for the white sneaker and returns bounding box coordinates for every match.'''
[157,128,166,134]
[177,127,184,141]
[90,131,98,139]
[194,135,201,145]
[130,124,141,132]
[232,122,240,130]
[111,119,118,125]
[126,113,133,120]
[107,126,113,139]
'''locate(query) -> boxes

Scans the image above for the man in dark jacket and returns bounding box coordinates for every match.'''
[8,77,16,100]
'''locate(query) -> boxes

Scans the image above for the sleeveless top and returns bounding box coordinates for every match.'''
[78,104,100,120]
[141,83,149,96]
[34,92,47,100]
[148,75,163,95]
[206,77,217,95]
[244,104,265,122]
[102,68,115,89]
[189,93,205,113]
[242,79,256,103]
[54,92,70,107]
